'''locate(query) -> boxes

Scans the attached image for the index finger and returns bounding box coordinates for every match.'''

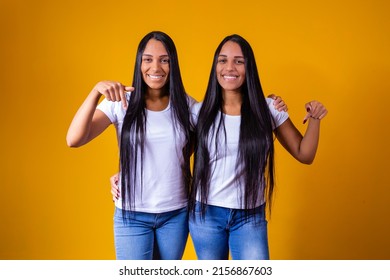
[120,86,127,110]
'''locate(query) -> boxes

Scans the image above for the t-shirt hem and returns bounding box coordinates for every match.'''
[196,199,264,210]
[115,202,188,213]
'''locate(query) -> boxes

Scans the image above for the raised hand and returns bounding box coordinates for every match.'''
[303,101,327,124]
[93,81,134,109]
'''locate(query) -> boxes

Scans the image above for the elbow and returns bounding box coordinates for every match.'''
[301,159,314,165]
[299,156,315,165]
[67,142,78,148]
[295,149,317,165]
[66,139,77,148]
[66,136,82,148]
[66,129,90,147]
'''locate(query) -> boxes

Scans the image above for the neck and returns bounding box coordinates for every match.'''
[145,88,169,111]
[222,90,242,116]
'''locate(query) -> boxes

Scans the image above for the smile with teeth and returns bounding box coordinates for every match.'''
[147,74,164,80]
[222,75,239,80]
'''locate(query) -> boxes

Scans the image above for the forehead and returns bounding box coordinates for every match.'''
[219,41,243,56]
[143,39,168,55]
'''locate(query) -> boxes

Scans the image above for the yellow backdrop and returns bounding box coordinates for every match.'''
[1,0,389,259]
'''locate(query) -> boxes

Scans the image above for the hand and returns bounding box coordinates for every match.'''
[303,101,328,124]
[93,81,134,109]
[110,173,120,201]
[268,94,288,112]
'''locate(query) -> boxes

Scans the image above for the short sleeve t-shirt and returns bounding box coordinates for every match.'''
[190,97,289,209]
[97,93,196,213]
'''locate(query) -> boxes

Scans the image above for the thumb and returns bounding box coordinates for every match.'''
[303,113,310,124]
[303,103,312,124]
[267,94,276,99]
[305,103,312,113]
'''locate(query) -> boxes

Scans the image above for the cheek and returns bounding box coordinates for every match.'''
[163,65,170,75]
[140,64,147,74]
[215,67,222,79]
[216,65,222,75]
[240,69,246,81]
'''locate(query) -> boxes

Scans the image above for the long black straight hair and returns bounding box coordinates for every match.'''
[119,31,192,213]
[190,34,276,215]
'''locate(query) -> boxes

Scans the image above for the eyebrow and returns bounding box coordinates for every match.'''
[218,54,244,59]
[142,54,169,58]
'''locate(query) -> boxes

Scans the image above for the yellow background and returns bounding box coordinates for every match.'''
[1,0,389,259]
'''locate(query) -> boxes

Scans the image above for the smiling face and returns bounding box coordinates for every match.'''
[141,39,170,92]
[216,41,246,93]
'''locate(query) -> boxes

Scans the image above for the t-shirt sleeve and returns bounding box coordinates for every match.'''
[96,98,117,124]
[186,95,199,131]
[96,92,130,124]
[266,98,289,130]
[190,101,202,129]
[186,94,198,108]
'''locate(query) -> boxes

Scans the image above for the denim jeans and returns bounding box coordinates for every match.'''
[114,206,189,260]
[189,202,269,260]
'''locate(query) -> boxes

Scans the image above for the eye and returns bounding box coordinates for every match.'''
[142,57,152,63]
[218,58,227,64]
[235,59,245,64]
[160,58,170,64]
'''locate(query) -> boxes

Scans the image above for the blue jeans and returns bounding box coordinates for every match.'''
[114,206,189,260]
[189,202,269,260]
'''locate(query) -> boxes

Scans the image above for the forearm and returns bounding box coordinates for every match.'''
[298,118,321,164]
[276,100,326,164]
[66,89,101,147]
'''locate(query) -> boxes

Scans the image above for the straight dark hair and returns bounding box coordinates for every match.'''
[120,31,192,213]
[190,34,275,216]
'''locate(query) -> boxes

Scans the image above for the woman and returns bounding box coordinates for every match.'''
[188,34,327,260]
[66,31,194,259]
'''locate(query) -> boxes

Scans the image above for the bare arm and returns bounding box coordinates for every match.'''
[66,81,134,147]
[275,100,327,164]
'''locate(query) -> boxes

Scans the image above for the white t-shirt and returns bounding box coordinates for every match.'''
[97,93,197,213]
[190,98,289,209]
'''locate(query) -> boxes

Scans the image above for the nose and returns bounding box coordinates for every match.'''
[226,60,235,71]
[150,60,160,72]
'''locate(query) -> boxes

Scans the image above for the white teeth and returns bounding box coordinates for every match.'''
[223,75,238,80]
[148,74,163,79]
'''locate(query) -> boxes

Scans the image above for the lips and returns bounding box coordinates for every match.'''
[222,75,239,80]
[147,74,165,80]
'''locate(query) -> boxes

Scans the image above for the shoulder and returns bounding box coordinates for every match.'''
[265,97,289,128]
[189,101,203,128]
[185,94,201,115]
[185,94,199,108]
[191,101,203,115]
[265,97,282,115]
